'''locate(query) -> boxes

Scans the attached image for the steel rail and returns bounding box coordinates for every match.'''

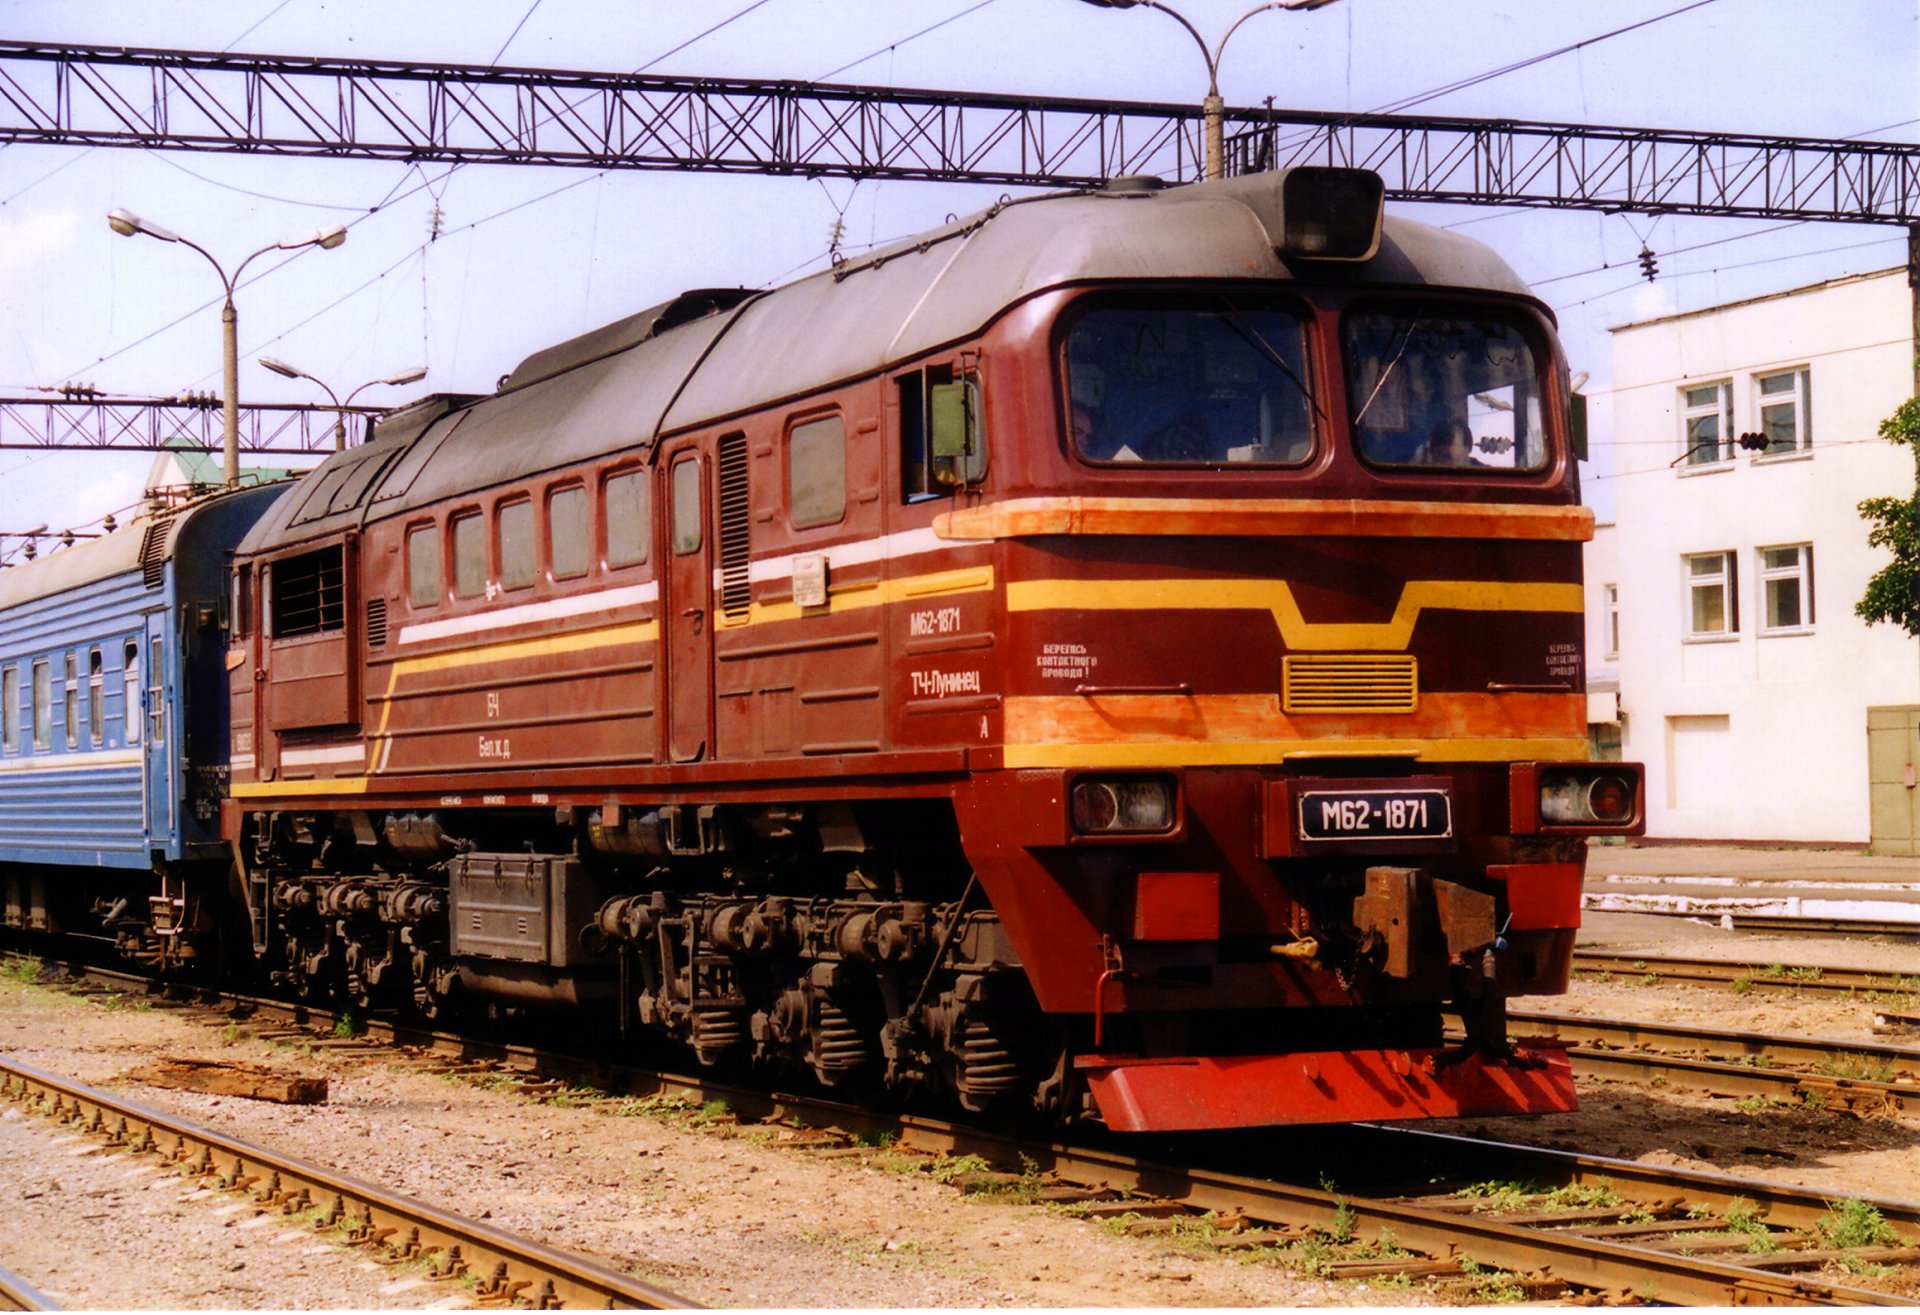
[0,1263,58,1312]
[1512,1008,1920,1078]
[15,954,1917,1304]
[1573,950,1920,996]
[0,1055,697,1310]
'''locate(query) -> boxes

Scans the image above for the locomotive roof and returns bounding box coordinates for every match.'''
[241,170,1541,552]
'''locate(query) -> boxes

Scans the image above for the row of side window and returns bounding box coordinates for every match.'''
[406,469,652,610]
[0,641,144,754]
[388,380,974,615]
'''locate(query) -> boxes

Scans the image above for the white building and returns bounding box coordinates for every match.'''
[1595,267,1920,847]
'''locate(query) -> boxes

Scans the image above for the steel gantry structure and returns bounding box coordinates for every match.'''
[1,39,1917,452]
[0,396,381,455]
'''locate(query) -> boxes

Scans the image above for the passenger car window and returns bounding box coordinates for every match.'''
[88,650,103,746]
[1344,309,1548,472]
[123,642,140,746]
[789,415,847,528]
[1,666,16,753]
[548,486,589,580]
[32,658,50,750]
[452,512,486,598]
[498,498,536,590]
[605,471,650,568]
[407,524,442,608]
[1066,301,1314,466]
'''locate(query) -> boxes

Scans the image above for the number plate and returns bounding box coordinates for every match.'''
[1298,787,1452,842]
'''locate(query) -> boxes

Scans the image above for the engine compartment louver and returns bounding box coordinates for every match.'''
[1282,653,1418,715]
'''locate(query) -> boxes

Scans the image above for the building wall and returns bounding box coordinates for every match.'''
[1602,268,1917,843]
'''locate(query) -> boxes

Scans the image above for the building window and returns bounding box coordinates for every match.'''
[407,524,442,608]
[548,486,589,580]
[1680,382,1732,467]
[2,666,16,753]
[1685,551,1737,637]
[88,649,103,746]
[498,498,536,590]
[32,658,50,750]
[452,512,487,598]
[604,470,649,568]
[788,415,847,529]
[1755,368,1811,454]
[1758,544,1814,632]
[124,641,141,746]
[1603,583,1620,659]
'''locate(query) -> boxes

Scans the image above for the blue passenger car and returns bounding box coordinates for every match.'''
[0,484,284,963]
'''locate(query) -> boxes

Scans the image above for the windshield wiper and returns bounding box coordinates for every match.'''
[1222,303,1326,423]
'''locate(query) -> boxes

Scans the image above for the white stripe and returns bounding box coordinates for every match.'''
[396,581,659,646]
[709,527,959,591]
[230,753,256,771]
[280,743,367,767]
[0,748,142,774]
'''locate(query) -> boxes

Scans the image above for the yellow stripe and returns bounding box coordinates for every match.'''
[379,619,661,681]
[1001,737,1590,769]
[232,777,372,799]
[729,564,994,627]
[1006,578,1583,651]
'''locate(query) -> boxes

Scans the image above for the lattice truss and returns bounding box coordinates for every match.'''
[0,41,1915,220]
[0,398,371,454]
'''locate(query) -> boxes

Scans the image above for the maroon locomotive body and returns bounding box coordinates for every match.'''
[222,168,1642,1131]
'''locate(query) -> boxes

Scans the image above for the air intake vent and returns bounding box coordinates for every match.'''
[365,597,388,648]
[717,432,752,622]
[139,520,171,589]
[1282,654,1417,715]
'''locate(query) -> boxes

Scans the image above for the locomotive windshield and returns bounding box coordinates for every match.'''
[1343,309,1549,472]
[1065,301,1315,466]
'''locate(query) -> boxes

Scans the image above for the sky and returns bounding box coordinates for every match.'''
[0,0,1915,542]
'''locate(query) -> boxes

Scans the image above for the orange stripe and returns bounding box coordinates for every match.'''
[935,496,1593,542]
[1006,691,1587,747]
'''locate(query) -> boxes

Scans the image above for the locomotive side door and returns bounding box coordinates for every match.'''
[663,442,713,763]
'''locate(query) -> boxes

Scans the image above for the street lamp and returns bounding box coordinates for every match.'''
[107,209,348,487]
[258,358,428,451]
[1077,0,1341,181]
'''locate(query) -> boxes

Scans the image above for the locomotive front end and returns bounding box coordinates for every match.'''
[948,168,1643,1130]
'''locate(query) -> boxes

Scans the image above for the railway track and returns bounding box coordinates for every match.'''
[0,1052,695,1310]
[0,1263,57,1312]
[10,952,1920,1304]
[1505,1009,1920,1114]
[1573,950,1920,997]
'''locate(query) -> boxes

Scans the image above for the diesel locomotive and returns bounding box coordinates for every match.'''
[4,166,1643,1131]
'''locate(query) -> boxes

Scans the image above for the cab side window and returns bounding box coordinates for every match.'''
[789,415,847,529]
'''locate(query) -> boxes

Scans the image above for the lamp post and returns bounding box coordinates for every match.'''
[107,209,347,487]
[258,358,428,450]
[1077,0,1340,181]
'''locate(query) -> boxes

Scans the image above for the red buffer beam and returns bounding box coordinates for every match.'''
[0,398,381,454]
[0,41,1917,222]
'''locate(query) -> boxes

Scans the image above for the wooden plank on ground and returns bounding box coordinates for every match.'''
[124,1056,327,1104]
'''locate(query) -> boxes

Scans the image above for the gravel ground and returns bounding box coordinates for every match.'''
[3,914,1918,1308]
[0,1102,459,1310]
[0,973,1393,1309]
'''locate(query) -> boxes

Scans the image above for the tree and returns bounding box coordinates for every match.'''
[1856,396,1920,635]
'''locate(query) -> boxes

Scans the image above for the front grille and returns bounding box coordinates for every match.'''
[1282,653,1418,715]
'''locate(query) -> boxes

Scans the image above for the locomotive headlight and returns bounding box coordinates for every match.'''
[1070,776,1176,835]
[1539,769,1638,825]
